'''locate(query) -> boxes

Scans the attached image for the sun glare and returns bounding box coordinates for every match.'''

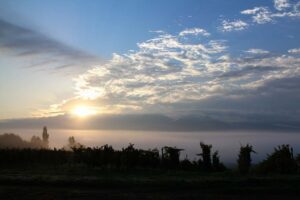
[71,106,97,117]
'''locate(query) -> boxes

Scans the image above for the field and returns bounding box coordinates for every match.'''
[1,166,300,200]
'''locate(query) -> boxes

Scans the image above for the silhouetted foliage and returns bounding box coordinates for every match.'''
[197,142,226,172]
[237,144,255,174]
[180,155,196,170]
[42,126,49,148]
[256,145,297,174]
[212,151,226,171]
[161,146,183,168]
[296,154,300,173]
[65,136,84,150]
[0,133,30,148]
[0,127,50,149]
[30,135,44,148]
[121,143,139,168]
[197,142,212,171]
[3,128,300,175]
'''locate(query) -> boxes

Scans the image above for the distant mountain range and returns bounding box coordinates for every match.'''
[1,114,300,131]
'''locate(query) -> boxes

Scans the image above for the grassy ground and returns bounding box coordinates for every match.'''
[0,166,300,199]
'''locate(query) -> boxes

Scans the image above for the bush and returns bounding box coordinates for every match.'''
[256,145,297,174]
[237,144,255,175]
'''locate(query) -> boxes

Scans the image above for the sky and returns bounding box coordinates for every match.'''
[1,0,300,131]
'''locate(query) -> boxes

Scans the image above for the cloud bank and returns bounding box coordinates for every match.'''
[1,114,299,131]
[30,26,300,129]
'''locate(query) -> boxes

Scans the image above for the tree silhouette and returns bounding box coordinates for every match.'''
[121,143,139,168]
[42,126,49,148]
[180,155,195,170]
[30,136,43,148]
[212,151,226,171]
[66,136,84,150]
[257,144,297,174]
[5,128,300,176]
[237,144,255,175]
[161,146,183,168]
[68,136,76,147]
[197,142,212,171]
[0,133,30,148]
[295,154,300,173]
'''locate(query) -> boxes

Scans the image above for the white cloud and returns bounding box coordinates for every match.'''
[149,30,165,34]
[221,20,248,32]
[239,1,300,26]
[241,7,267,15]
[40,29,300,118]
[274,0,290,11]
[241,7,273,24]
[179,28,210,37]
[245,48,270,54]
[288,48,300,54]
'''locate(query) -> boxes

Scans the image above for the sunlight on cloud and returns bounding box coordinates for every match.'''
[39,27,300,118]
[71,105,98,118]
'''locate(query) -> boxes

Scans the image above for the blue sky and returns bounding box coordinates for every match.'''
[1,0,300,130]
[2,0,299,57]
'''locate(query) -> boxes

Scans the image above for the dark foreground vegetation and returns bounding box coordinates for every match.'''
[1,127,300,199]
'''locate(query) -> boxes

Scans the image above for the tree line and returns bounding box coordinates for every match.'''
[0,127,300,175]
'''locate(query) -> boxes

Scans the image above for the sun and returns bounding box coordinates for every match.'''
[71,105,97,117]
